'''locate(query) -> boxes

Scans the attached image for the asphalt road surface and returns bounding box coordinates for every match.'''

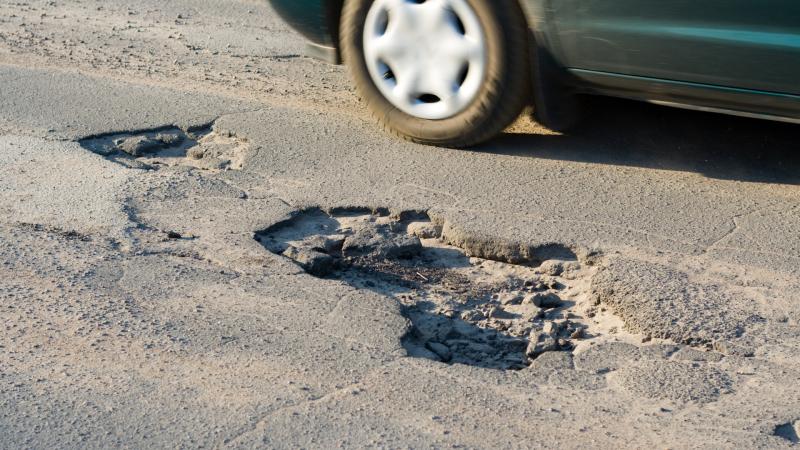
[2,1,800,448]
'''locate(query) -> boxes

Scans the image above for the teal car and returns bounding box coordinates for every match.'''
[270,0,800,146]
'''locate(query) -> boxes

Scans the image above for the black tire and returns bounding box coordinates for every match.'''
[340,0,531,147]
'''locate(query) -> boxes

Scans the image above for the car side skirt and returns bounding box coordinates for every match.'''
[306,42,340,64]
[269,0,342,62]
[570,68,800,124]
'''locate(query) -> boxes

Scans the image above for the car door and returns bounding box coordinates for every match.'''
[550,0,800,95]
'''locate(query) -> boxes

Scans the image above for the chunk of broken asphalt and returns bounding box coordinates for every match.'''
[542,321,560,336]
[342,224,422,259]
[499,293,524,305]
[526,330,560,357]
[539,260,565,276]
[303,234,346,254]
[282,245,335,276]
[426,342,452,362]
[406,221,442,239]
[155,132,183,146]
[115,135,163,156]
[526,292,562,308]
[187,146,205,160]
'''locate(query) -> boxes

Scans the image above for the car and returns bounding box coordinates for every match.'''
[269,0,800,147]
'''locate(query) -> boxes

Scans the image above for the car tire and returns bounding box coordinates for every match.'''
[340,0,531,147]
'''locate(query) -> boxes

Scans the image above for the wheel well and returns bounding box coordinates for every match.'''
[330,0,531,60]
[327,0,345,48]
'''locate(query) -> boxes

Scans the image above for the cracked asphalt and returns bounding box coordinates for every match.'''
[2,1,800,448]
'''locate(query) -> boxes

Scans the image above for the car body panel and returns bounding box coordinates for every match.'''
[546,0,800,95]
[270,0,342,63]
[268,0,800,122]
[270,0,336,46]
[571,68,800,123]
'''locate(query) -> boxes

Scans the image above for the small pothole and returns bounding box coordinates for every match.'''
[775,421,800,444]
[256,208,602,371]
[80,125,248,171]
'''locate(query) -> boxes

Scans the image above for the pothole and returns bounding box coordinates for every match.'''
[80,125,248,171]
[775,421,800,444]
[256,208,606,371]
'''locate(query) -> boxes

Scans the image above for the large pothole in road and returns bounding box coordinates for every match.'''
[80,124,248,171]
[256,208,605,370]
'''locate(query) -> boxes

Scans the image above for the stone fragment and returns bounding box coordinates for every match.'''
[426,342,452,362]
[465,342,495,354]
[499,293,524,306]
[282,245,335,276]
[542,321,560,336]
[450,320,480,337]
[486,306,513,319]
[528,292,562,308]
[539,260,565,276]
[303,234,345,254]
[487,319,510,331]
[460,310,485,322]
[155,132,183,145]
[187,146,205,159]
[522,305,544,321]
[413,316,453,342]
[115,135,163,156]
[342,224,421,259]
[507,322,534,337]
[526,331,560,357]
[407,221,443,239]
[526,281,547,292]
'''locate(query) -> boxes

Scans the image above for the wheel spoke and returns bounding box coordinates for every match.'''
[419,0,451,29]
[419,64,459,100]
[449,37,484,64]
[381,0,414,31]
[366,34,404,66]
[392,65,421,105]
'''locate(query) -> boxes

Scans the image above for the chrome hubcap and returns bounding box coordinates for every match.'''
[363,0,487,120]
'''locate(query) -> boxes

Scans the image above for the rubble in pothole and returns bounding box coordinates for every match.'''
[80,125,248,171]
[256,208,606,371]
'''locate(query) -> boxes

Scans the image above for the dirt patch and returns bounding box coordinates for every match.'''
[256,208,612,370]
[614,359,732,404]
[591,257,764,355]
[80,124,248,171]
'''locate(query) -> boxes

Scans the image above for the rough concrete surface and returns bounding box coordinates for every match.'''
[1,1,800,448]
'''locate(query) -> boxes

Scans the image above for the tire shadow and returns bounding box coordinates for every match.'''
[476,97,800,185]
